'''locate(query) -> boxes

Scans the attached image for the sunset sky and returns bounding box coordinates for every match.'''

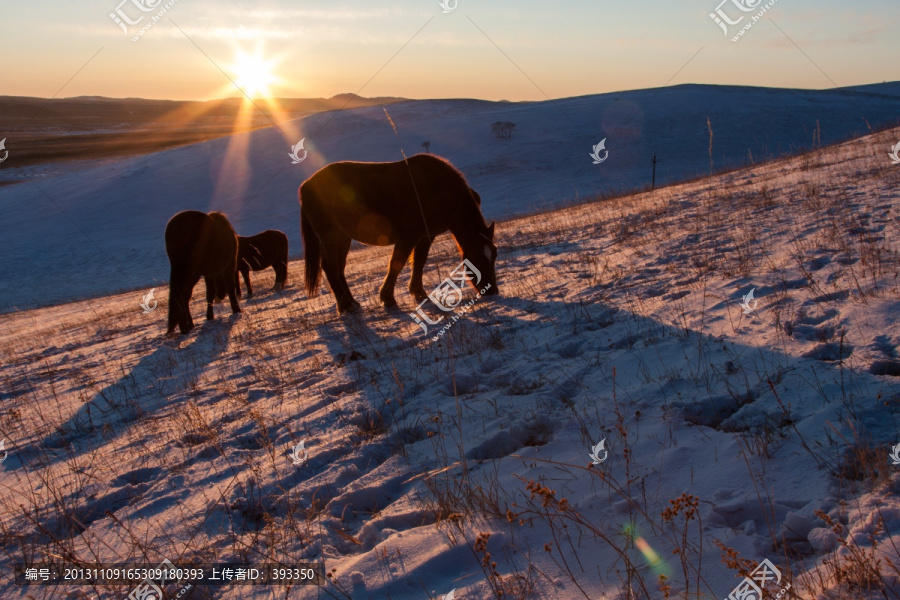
[1,0,898,101]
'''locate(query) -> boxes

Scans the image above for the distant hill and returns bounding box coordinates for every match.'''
[0,93,407,130]
[0,93,407,167]
[840,81,900,97]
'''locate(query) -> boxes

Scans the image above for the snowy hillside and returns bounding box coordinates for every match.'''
[1,84,899,312]
[1,123,899,599]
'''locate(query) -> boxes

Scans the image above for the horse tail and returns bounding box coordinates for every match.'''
[300,194,321,297]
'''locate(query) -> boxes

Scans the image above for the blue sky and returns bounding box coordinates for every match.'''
[1,0,897,100]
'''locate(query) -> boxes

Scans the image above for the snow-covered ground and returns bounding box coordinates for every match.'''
[1,120,899,599]
[1,83,898,312]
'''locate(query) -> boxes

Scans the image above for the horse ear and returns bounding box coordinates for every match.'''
[488,222,495,239]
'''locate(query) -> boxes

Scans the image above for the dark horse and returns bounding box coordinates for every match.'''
[165,210,241,335]
[299,154,498,313]
[235,230,289,298]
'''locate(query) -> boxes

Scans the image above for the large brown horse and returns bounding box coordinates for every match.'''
[235,230,289,298]
[299,154,498,313]
[165,210,241,335]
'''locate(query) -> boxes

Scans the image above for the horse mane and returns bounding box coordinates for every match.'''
[408,153,486,220]
[207,211,236,234]
[409,153,467,180]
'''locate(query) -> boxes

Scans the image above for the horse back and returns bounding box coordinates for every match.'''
[165,210,237,277]
[299,154,481,242]
[165,210,210,258]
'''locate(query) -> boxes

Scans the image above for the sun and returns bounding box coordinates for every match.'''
[230,47,279,99]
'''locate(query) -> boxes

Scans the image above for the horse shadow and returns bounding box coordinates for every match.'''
[36,318,236,467]
[313,304,386,366]
[323,286,896,437]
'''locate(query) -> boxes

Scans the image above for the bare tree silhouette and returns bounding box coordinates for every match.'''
[491,121,517,139]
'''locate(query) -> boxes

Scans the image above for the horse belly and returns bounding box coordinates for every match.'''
[344,212,396,246]
[306,173,404,246]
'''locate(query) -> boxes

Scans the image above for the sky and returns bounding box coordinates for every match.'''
[0,0,898,101]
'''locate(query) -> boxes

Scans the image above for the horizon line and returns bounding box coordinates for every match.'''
[2,80,898,104]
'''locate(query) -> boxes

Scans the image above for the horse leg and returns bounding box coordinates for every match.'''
[334,237,361,312]
[242,266,253,299]
[273,259,287,292]
[169,286,190,335]
[321,235,358,313]
[380,240,415,308]
[204,275,216,320]
[409,237,433,302]
[234,269,242,299]
[181,274,200,334]
[227,271,242,314]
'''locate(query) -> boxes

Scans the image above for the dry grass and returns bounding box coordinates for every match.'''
[1,126,900,599]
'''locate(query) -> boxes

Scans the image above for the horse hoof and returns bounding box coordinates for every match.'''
[338,301,362,314]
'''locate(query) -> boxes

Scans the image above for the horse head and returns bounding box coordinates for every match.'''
[459,221,498,296]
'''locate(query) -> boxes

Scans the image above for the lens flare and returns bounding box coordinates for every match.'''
[230,46,280,99]
[622,523,670,577]
[635,537,664,571]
